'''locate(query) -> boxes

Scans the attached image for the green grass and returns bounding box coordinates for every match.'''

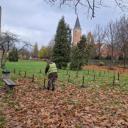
[0,60,127,89]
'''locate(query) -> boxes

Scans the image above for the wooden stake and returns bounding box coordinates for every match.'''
[88,70,89,75]
[68,74,70,82]
[43,78,46,89]
[13,68,15,74]
[118,72,120,80]
[99,72,101,77]
[24,71,26,78]
[81,76,85,87]
[76,70,78,78]
[19,71,21,76]
[112,75,115,86]
[93,74,96,81]
[32,74,34,82]
[66,69,69,75]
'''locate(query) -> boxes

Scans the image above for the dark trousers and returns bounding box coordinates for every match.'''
[47,72,57,91]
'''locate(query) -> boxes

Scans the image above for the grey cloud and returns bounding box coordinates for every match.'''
[0,0,127,47]
[1,0,70,46]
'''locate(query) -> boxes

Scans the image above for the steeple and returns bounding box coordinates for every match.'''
[72,16,82,46]
[74,16,81,30]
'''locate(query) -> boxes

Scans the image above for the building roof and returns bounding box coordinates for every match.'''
[74,16,81,29]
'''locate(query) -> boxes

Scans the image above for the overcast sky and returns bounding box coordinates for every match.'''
[0,0,127,48]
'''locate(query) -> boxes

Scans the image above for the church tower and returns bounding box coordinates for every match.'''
[72,16,81,46]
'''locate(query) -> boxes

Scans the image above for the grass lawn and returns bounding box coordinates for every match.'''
[0,60,126,89]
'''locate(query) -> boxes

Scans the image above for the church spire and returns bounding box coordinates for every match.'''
[73,16,82,46]
[74,16,81,29]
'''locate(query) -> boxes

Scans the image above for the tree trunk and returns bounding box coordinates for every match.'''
[123,52,126,68]
[111,43,114,68]
[0,49,5,68]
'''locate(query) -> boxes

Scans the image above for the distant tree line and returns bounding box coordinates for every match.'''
[93,16,128,68]
[5,15,128,70]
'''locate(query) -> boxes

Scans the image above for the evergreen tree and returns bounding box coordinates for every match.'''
[52,17,71,69]
[70,35,89,70]
[32,43,38,58]
[66,25,72,47]
[8,47,18,62]
[70,46,81,70]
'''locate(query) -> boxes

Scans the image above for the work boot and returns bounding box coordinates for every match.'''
[52,81,55,91]
[47,79,51,90]
[47,87,50,90]
[52,87,55,91]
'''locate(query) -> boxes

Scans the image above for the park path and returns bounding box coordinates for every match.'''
[0,79,128,128]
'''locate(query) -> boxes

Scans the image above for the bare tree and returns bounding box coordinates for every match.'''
[105,21,117,67]
[0,32,17,68]
[47,38,55,59]
[18,48,31,60]
[0,32,32,68]
[93,25,106,59]
[87,32,96,59]
[115,16,128,68]
[45,0,128,18]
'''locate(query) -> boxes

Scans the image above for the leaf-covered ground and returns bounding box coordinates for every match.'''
[0,79,128,128]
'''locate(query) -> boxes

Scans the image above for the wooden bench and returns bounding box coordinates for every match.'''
[3,79,16,89]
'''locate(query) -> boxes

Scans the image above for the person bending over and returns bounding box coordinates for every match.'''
[45,60,58,91]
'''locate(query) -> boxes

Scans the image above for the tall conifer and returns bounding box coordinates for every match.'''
[52,17,71,69]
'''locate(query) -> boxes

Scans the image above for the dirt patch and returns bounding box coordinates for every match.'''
[83,65,128,74]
